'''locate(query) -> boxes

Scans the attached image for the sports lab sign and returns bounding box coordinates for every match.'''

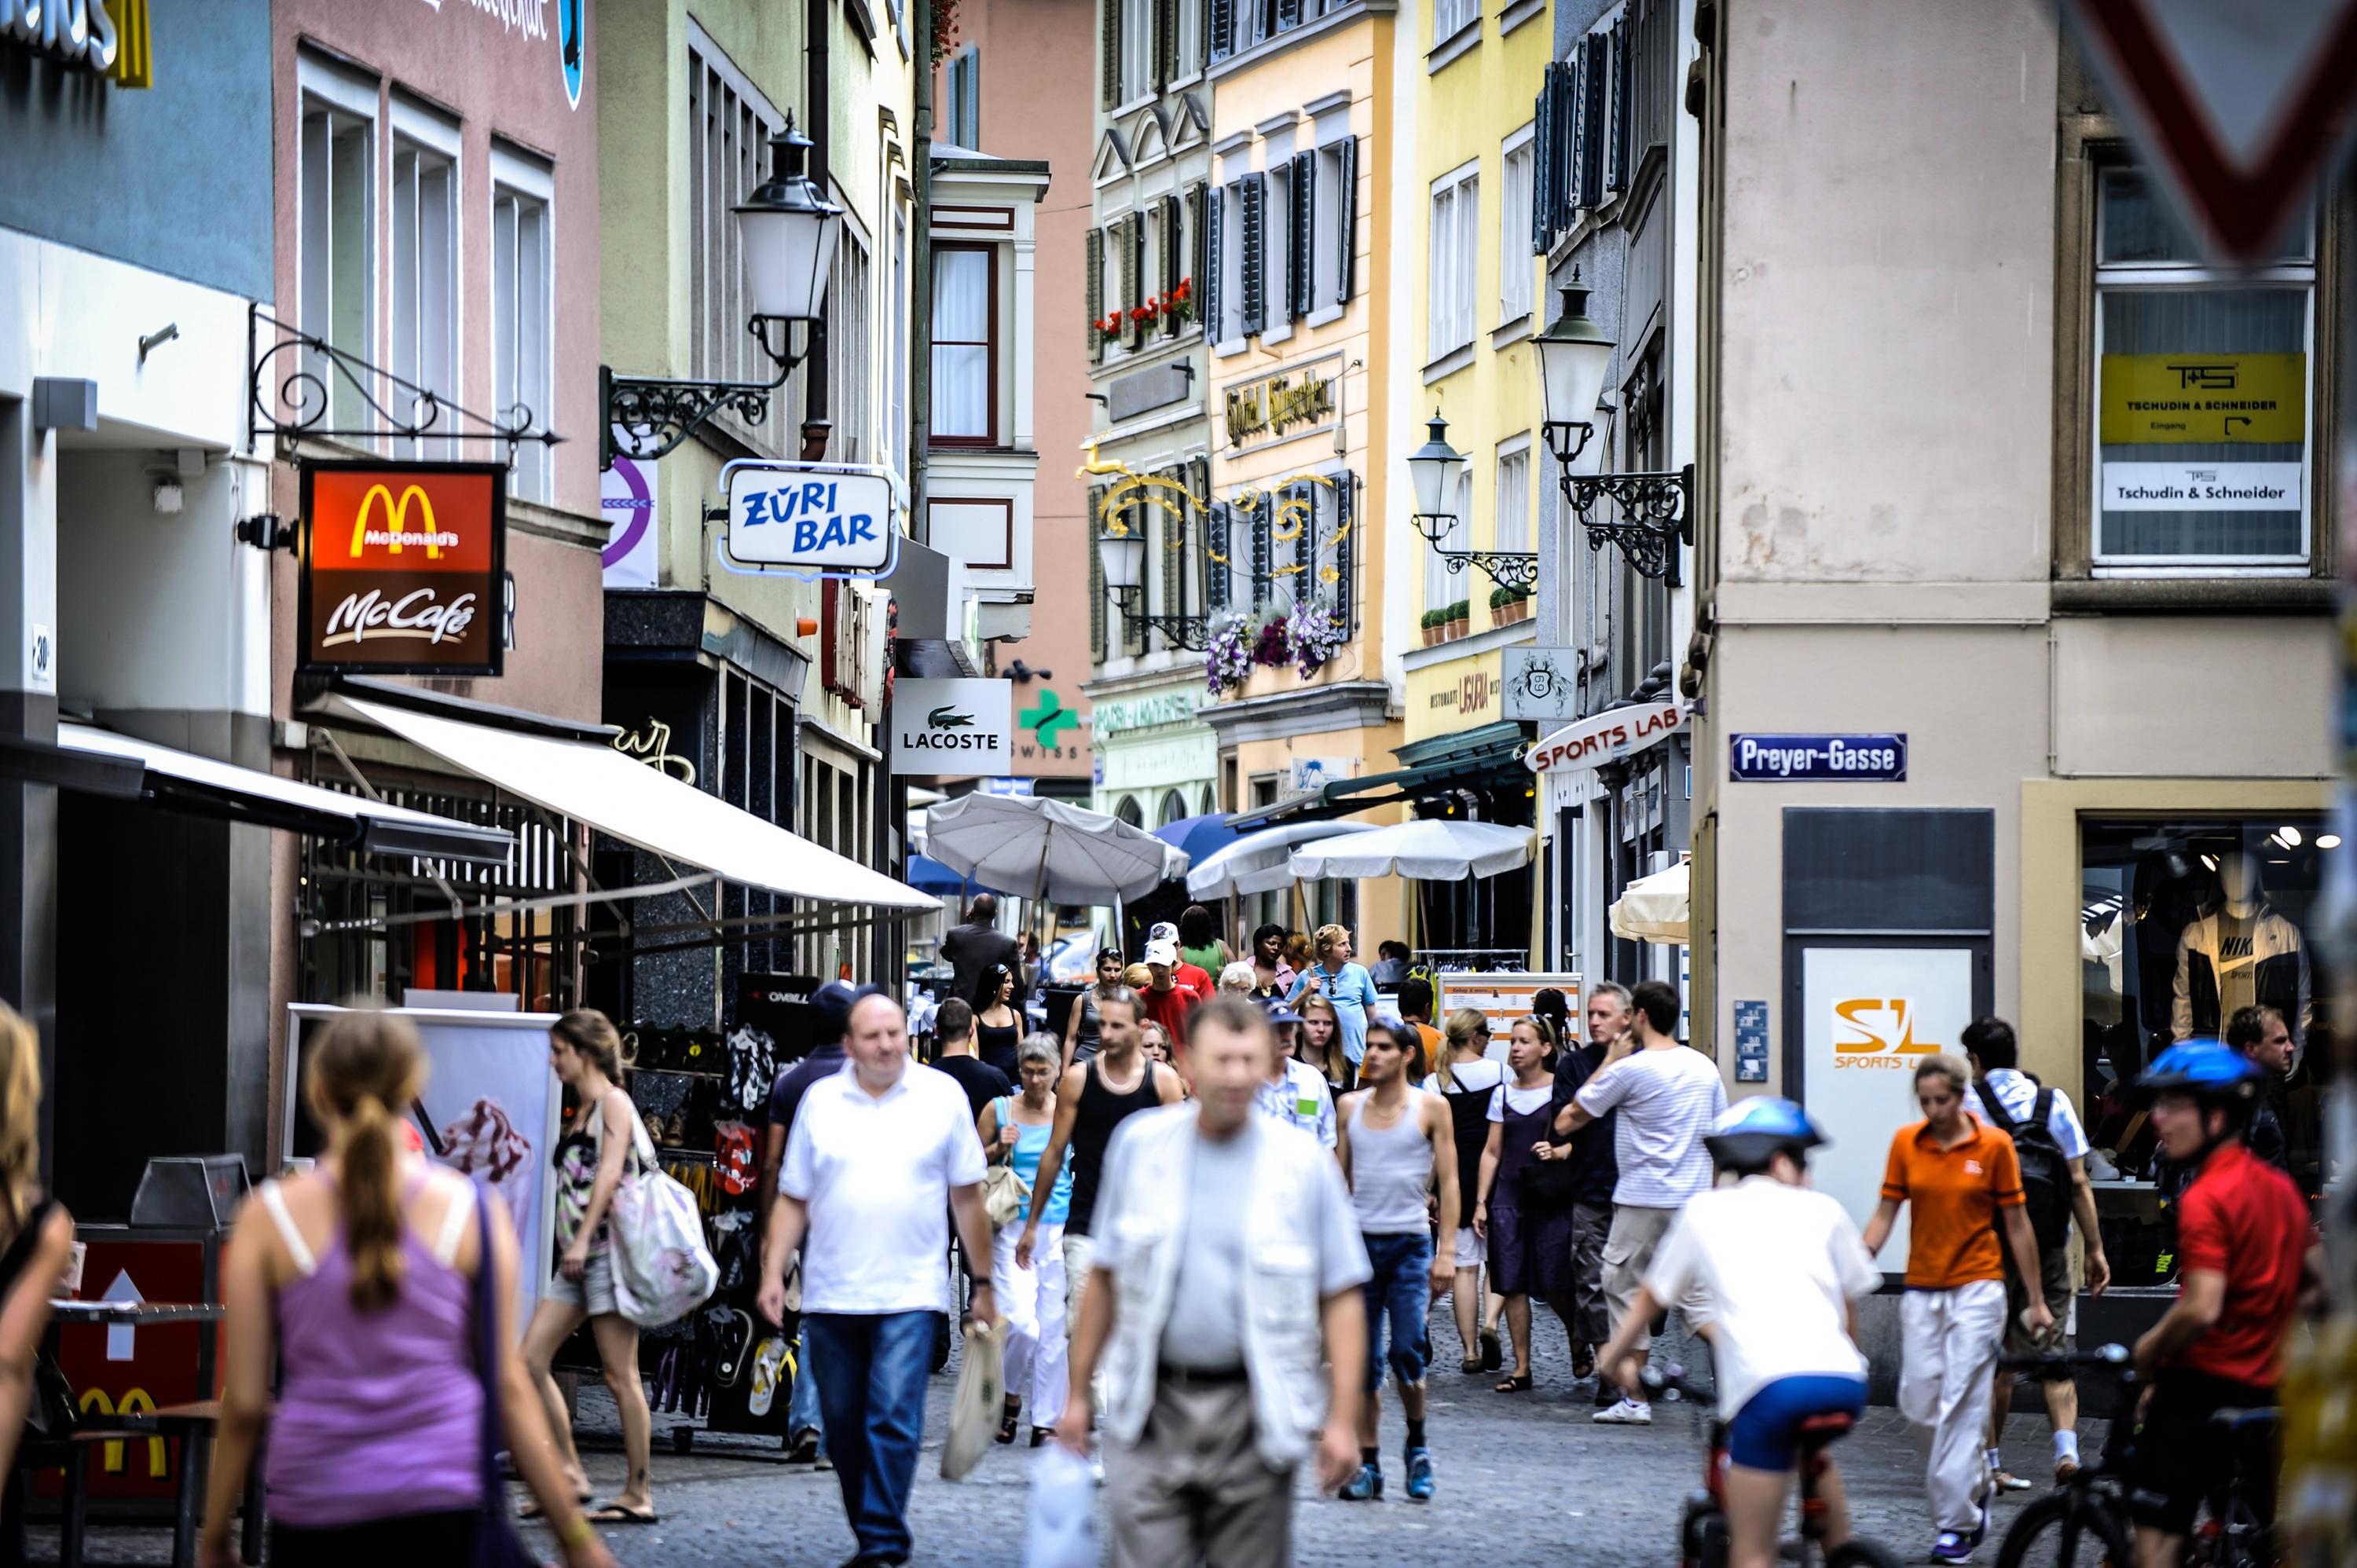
[299,462,506,676]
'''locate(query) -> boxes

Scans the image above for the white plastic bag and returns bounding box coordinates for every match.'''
[940,1318,1006,1480]
[1024,1442,1098,1568]
[604,1116,718,1328]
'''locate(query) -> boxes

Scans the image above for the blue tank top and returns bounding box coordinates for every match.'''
[1003,1101,1072,1225]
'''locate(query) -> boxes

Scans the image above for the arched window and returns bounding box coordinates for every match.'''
[1199,784,1218,818]
[1159,790,1190,827]
[1115,796,1144,828]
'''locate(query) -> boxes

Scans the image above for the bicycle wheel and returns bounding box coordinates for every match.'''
[1826,1536,1907,1568]
[1996,1489,2134,1568]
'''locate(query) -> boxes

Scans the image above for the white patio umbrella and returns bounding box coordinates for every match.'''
[1609,859,1689,944]
[924,792,1187,907]
[1287,819,1534,882]
[1186,820,1380,900]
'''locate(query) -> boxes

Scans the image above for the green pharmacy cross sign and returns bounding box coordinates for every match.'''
[1020,688,1081,749]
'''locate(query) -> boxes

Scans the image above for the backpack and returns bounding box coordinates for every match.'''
[1979,1079,2073,1250]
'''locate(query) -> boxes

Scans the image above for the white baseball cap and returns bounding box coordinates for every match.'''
[1149,921,1180,943]
[1144,938,1179,966]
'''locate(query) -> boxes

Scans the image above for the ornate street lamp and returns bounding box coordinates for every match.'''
[600,116,843,470]
[1096,500,1212,650]
[1406,409,1538,592]
[1535,269,1693,586]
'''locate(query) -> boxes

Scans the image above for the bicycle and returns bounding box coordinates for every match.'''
[1642,1364,1905,1568]
[1994,1343,2276,1568]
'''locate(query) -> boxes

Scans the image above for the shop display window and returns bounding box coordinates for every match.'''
[2077,816,2329,1284]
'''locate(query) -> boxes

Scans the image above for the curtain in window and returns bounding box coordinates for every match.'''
[931,249,991,438]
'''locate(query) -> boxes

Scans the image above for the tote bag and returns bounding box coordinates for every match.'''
[599,1101,719,1329]
[981,1098,1032,1230]
[940,1318,1006,1481]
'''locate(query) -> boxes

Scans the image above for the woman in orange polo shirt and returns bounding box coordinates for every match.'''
[1862,1054,2054,1564]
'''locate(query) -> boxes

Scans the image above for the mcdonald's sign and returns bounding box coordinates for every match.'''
[299,462,506,676]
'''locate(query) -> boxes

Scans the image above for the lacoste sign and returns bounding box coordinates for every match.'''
[890,679,1012,775]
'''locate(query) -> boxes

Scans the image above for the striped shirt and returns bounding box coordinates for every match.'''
[1575,1043,1727,1208]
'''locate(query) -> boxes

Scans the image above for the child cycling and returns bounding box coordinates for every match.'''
[1598,1098,1881,1568]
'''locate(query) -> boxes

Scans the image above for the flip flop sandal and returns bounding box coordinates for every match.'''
[998,1396,1023,1445]
[1459,1356,1484,1376]
[585,1503,659,1526]
[1494,1372,1534,1393]
[1571,1345,1596,1380]
[518,1490,593,1520]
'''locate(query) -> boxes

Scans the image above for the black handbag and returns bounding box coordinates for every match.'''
[468,1192,547,1568]
[1516,1131,1583,1209]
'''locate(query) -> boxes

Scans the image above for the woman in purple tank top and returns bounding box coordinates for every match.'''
[199,1009,615,1568]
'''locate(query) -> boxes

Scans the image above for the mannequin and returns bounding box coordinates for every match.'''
[2173,852,2311,1062]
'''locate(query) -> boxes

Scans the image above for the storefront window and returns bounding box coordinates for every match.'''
[2077,815,2328,1284]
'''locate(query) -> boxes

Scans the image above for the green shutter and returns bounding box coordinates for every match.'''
[1333,137,1356,304]
[1086,228,1104,361]
[1089,485,1108,659]
[1239,174,1266,335]
[1121,215,1143,349]
[1101,0,1120,108]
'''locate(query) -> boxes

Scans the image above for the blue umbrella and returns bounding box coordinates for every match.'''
[904,854,973,897]
[1152,814,1238,870]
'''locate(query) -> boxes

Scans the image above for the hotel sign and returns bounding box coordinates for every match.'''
[1225,368,1335,448]
[299,462,507,676]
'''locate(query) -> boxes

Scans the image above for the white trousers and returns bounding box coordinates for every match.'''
[995,1221,1069,1427]
[1899,1279,2007,1534]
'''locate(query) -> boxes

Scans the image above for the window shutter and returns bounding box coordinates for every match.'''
[1153,0,1172,87]
[1101,0,1121,108]
[1250,498,1272,606]
[1211,0,1235,57]
[1567,39,1590,215]
[1578,35,1606,210]
[1332,471,1354,631]
[1186,184,1207,328]
[1552,61,1577,233]
[1086,228,1105,361]
[1158,468,1184,643]
[1239,173,1266,336]
[1121,214,1144,348]
[1277,0,1300,28]
[1206,183,1226,340]
[1607,14,1631,196]
[1532,66,1556,254]
[1332,136,1356,304]
[1089,485,1108,658]
[1207,500,1230,613]
[1160,193,1184,335]
[1288,149,1315,320]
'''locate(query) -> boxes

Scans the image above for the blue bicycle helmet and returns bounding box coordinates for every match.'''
[2130,1039,2265,1107]
[1705,1097,1825,1172]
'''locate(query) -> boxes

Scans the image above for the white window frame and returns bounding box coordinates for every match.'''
[1215,181,1246,354]
[1263,156,1293,346]
[828,213,874,463]
[1173,0,1204,82]
[2088,170,2316,574]
[1120,0,1153,104]
[689,23,789,455]
[297,53,379,443]
[1306,129,1348,329]
[389,96,461,463]
[490,140,555,504]
[1435,0,1479,47]
[1494,433,1531,555]
[1428,159,1479,365]
[1498,123,1534,328]
[889,207,909,478]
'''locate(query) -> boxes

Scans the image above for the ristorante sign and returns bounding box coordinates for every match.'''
[299,462,507,676]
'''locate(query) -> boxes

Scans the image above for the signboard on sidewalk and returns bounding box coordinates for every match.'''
[891,679,1014,775]
[299,462,507,676]
[1438,972,1584,1063]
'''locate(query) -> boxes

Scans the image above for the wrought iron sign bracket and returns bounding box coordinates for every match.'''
[600,317,808,471]
[1109,591,1215,651]
[247,304,560,463]
[1435,549,1540,592]
[1561,463,1694,587]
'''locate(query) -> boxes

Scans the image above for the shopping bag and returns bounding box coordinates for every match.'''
[605,1116,719,1328]
[940,1318,1006,1481]
[1024,1442,1098,1568]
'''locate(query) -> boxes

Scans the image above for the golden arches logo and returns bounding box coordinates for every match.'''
[75,1388,167,1477]
[348,484,452,560]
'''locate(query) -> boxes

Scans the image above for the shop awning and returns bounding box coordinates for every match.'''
[1225,721,1530,830]
[322,694,938,912]
[0,723,517,863]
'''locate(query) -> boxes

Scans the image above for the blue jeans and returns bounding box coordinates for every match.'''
[806,1310,935,1561]
[1360,1231,1433,1393]
[789,1320,826,1453]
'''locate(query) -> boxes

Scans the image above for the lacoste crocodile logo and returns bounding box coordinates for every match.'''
[928,705,977,731]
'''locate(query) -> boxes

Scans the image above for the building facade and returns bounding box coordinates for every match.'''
[1688,0,2338,1270]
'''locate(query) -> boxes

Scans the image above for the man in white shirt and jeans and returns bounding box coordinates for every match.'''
[758,991,995,1568]
[1555,978,1727,1424]
[1961,1015,2110,1487]
[1059,995,1370,1566]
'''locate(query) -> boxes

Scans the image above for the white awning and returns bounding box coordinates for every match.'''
[1608,859,1689,944]
[325,695,937,911]
[56,723,515,863]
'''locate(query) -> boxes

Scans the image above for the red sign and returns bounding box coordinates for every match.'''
[299,462,507,675]
[2065,0,2357,261]
[53,1237,209,1500]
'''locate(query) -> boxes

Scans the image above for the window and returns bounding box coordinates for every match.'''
[689,29,789,454]
[2091,168,2314,569]
[1499,128,1534,324]
[945,47,980,148]
[931,244,995,441]
[490,143,552,503]
[1159,790,1190,827]
[1215,181,1246,343]
[298,60,376,438]
[1494,438,1530,554]
[1174,0,1204,78]
[1428,163,1479,362]
[1435,0,1477,44]
[829,225,872,462]
[1533,11,1641,252]
[1265,158,1292,338]
[1121,0,1152,101]
[889,209,909,477]
[1425,468,1470,615]
[390,103,460,462]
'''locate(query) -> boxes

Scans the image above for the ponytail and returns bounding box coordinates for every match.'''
[310,1007,427,1314]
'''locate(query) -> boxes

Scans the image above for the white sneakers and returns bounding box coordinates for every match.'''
[1592,1398,1652,1425]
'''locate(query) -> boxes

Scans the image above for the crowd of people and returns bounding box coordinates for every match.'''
[0,895,2298,1568]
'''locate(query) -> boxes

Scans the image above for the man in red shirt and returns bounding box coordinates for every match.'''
[1138,938,1200,1047]
[2125,1041,2313,1568]
[1146,921,1215,1001]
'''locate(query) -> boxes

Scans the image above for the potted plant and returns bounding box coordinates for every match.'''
[1488,585,1511,626]
[1420,607,1442,647]
[1450,599,1471,641]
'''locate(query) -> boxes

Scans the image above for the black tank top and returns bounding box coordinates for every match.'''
[1437,1062,1497,1218]
[1064,1054,1160,1237]
[976,1017,1021,1079]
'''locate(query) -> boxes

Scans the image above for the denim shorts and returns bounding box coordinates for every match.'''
[1361,1230,1433,1392]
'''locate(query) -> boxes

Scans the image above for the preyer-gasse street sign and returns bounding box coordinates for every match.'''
[720,461,898,575]
[1728,734,1908,782]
